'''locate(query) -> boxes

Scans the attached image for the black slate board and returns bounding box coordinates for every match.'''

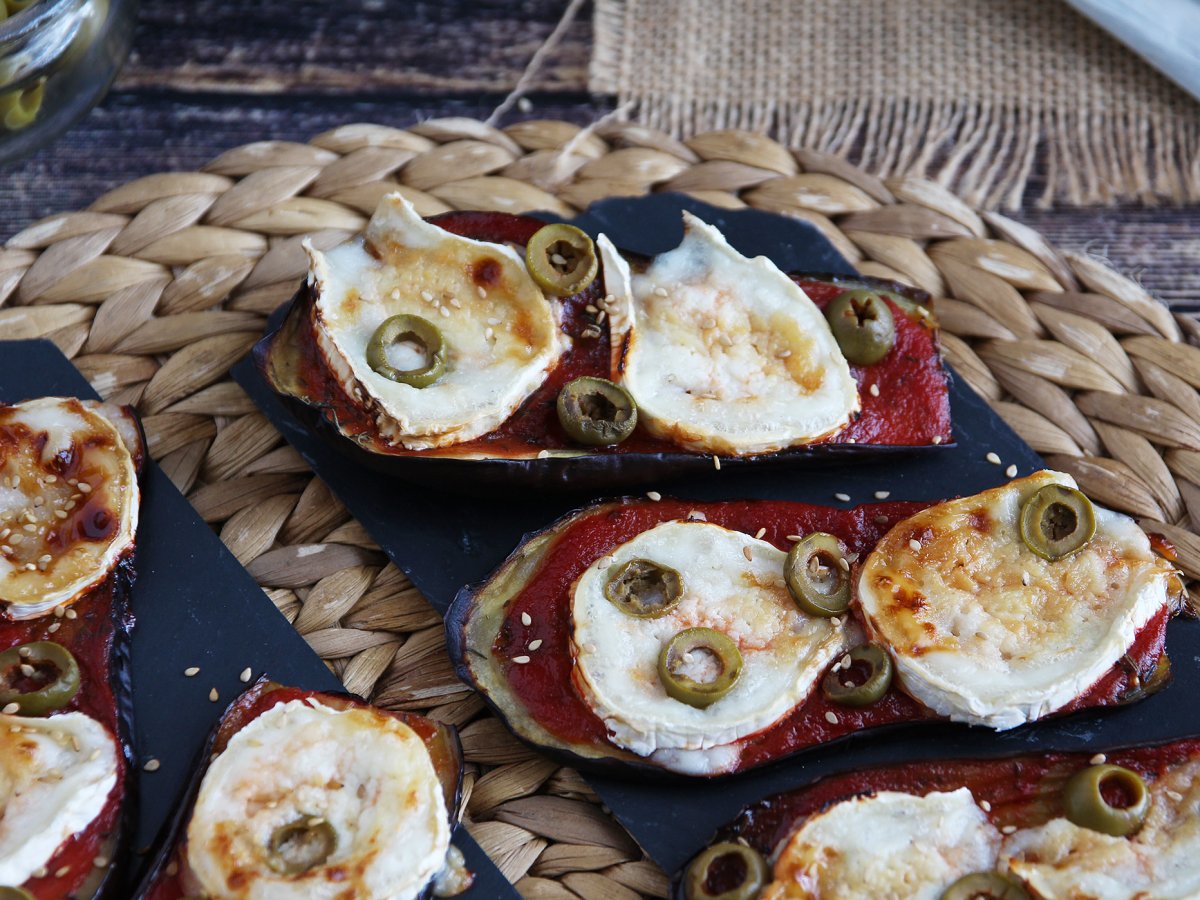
[234,194,1200,875]
[0,339,513,898]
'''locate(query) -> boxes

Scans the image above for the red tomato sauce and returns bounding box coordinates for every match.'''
[489,498,1170,772]
[268,211,952,458]
[140,682,460,900]
[717,737,1200,862]
[0,559,132,900]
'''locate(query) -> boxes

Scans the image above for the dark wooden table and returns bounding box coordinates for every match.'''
[3,0,1197,312]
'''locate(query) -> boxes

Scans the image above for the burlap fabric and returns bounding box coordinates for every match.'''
[591,0,1200,209]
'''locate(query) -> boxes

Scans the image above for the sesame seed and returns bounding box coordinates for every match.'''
[38,554,51,566]
[874,490,890,499]
[980,800,992,812]
[830,616,841,626]
[184,666,199,677]
[209,688,219,702]
[835,492,850,502]
[1021,572,1031,586]
[487,317,501,325]
[448,297,462,309]
[143,758,160,772]
[44,475,56,484]
[551,253,567,267]
[742,546,753,562]
[22,524,35,533]
[585,304,598,314]
[776,349,792,359]
[308,817,326,827]
[869,383,880,397]
[786,534,802,542]
[485,327,495,340]
[421,290,434,302]
[908,538,922,552]
[2,702,19,715]
[1090,753,1107,765]
[754,527,766,540]
[165,861,179,877]
[836,557,849,571]
[19,664,34,678]
[32,867,47,879]
[16,646,30,658]
[840,654,852,669]
[847,438,857,444]
[1006,464,1018,478]
[529,639,543,651]
[65,609,76,620]
[653,286,668,298]
[239,667,252,683]
[536,449,550,459]
[713,456,721,470]
[77,482,92,493]
[1001,825,1017,835]
[23,563,35,571]
[646,491,662,501]
[513,655,531,664]
[55,866,70,879]
[47,622,60,634]
[986,452,1002,465]
[1167,789,1185,802]
[438,306,451,318]
[932,436,942,444]
[520,612,532,626]
[874,515,889,525]
[8,534,20,545]
[93,856,109,868]
[596,310,607,324]
[477,286,486,299]
[53,606,64,618]
[53,510,67,519]
[390,288,401,300]
[825,711,839,725]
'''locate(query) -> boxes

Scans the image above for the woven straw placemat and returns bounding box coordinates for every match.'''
[2,119,1199,899]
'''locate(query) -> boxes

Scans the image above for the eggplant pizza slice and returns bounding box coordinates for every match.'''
[0,396,143,899]
[449,471,1180,777]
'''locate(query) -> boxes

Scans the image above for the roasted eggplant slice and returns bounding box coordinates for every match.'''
[255,198,952,491]
[674,737,1200,899]
[448,475,1177,777]
[0,397,142,899]
[136,681,469,900]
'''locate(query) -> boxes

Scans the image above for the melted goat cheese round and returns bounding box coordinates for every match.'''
[763,789,1000,900]
[1002,757,1200,899]
[186,699,450,900]
[311,193,568,450]
[0,397,139,620]
[857,470,1174,729]
[620,214,858,456]
[571,521,849,761]
[0,711,119,885]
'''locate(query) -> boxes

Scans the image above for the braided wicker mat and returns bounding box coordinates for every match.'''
[3,119,1200,899]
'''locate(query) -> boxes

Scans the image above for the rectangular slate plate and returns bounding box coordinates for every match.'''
[233,193,1200,876]
[0,339,513,898]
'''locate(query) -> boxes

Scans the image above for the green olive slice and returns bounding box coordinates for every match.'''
[826,289,896,365]
[0,888,35,900]
[605,558,683,618]
[658,628,742,709]
[556,376,638,446]
[822,643,893,707]
[1063,764,1150,837]
[1019,484,1096,561]
[267,816,338,875]
[683,842,768,900]
[366,314,446,388]
[941,871,1031,900]
[525,223,598,295]
[0,641,81,716]
[785,532,851,617]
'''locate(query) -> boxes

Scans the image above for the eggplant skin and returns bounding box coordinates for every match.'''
[133,680,465,900]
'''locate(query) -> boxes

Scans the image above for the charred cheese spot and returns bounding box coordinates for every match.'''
[0,398,138,620]
[858,470,1175,729]
[620,213,858,456]
[185,699,449,900]
[309,194,568,451]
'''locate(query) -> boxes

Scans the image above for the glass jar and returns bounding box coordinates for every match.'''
[0,0,137,162]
